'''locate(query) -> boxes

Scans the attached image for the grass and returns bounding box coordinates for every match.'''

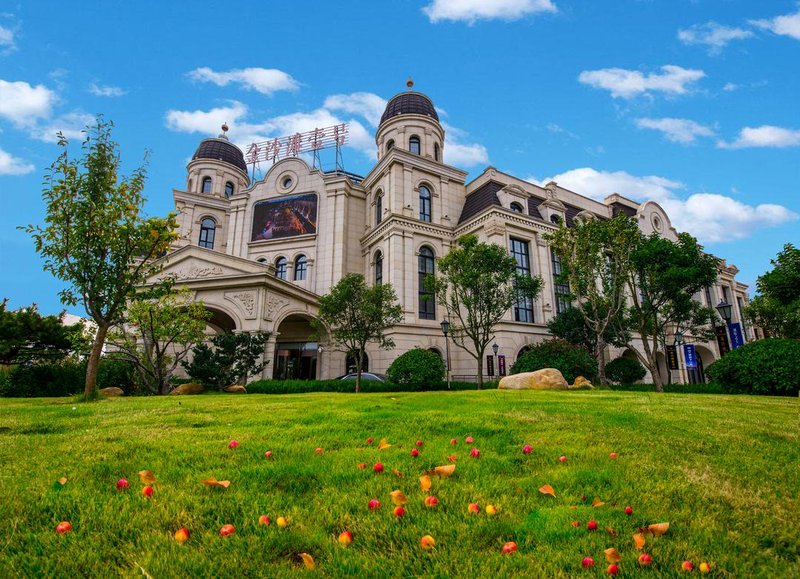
[0,391,797,577]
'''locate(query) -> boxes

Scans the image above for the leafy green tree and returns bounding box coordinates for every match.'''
[625,232,719,392]
[547,305,629,354]
[510,339,597,383]
[0,300,88,365]
[313,273,403,393]
[108,288,210,394]
[22,119,178,400]
[183,331,271,389]
[744,244,800,339]
[427,234,543,388]
[545,215,640,385]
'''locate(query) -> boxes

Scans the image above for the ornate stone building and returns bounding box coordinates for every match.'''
[150,87,751,383]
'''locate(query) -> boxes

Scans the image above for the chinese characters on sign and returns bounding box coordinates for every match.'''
[246,123,349,166]
[715,325,730,356]
[683,344,697,369]
[728,322,745,349]
[666,345,679,370]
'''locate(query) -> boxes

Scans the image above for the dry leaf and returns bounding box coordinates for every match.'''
[538,484,556,497]
[390,489,407,505]
[647,522,670,536]
[299,553,315,569]
[448,454,457,463]
[571,520,580,527]
[392,469,403,478]
[604,548,622,563]
[419,475,432,491]
[607,527,618,536]
[57,477,68,486]
[202,478,231,489]
[633,533,646,550]
[592,497,604,508]
[434,464,455,478]
[138,470,156,485]
[569,505,578,510]
[378,438,391,450]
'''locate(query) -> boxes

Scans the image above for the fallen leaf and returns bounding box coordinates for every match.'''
[378,438,391,450]
[202,478,231,489]
[647,522,670,536]
[434,464,455,478]
[571,520,580,527]
[299,553,315,569]
[390,489,407,505]
[633,533,646,550]
[538,484,556,497]
[448,454,457,463]
[569,505,578,510]
[138,470,156,485]
[419,475,431,491]
[604,548,621,563]
[607,527,618,536]
[57,477,68,486]
[392,469,403,478]
[592,497,605,508]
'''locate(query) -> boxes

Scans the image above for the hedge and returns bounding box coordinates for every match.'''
[705,338,800,396]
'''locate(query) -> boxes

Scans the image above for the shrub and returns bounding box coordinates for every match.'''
[183,331,270,389]
[244,378,483,395]
[510,339,597,383]
[0,358,137,398]
[705,338,800,396]
[610,382,724,395]
[386,348,446,390]
[605,357,647,384]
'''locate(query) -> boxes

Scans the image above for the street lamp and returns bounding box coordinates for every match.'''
[715,300,732,324]
[492,343,499,379]
[440,319,451,390]
[673,331,684,345]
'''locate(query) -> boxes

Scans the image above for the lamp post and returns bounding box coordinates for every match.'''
[440,319,451,390]
[673,331,684,384]
[715,300,733,355]
[492,342,499,379]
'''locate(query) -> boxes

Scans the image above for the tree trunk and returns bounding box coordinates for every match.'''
[595,336,608,386]
[476,352,484,390]
[355,349,363,393]
[84,323,109,401]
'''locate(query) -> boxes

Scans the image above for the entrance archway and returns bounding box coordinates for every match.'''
[688,345,715,384]
[205,307,237,333]
[273,314,321,380]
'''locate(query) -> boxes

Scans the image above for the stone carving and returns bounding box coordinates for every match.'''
[172,265,225,280]
[226,291,256,317]
[264,293,290,320]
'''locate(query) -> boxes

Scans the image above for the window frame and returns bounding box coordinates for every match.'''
[224,181,235,198]
[551,249,571,314]
[374,250,383,286]
[510,237,534,323]
[294,255,308,281]
[510,202,524,213]
[419,185,432,223]
[201,176,213,194]
[198,217,216,249]
[375,191,383,225]
[409,135,421,155]
[418,246,436,320]
[275,256,288,280]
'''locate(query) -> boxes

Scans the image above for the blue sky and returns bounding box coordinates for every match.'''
[1,0,798,316]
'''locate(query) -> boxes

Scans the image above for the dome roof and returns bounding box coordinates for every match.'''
[379,92,439,126]
[192,138,248,174]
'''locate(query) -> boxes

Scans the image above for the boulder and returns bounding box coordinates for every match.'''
[571,376,594,389]
[498,368,569,390]
[169,382,205,395]
[223,385,247,394]
[99,387,124,397]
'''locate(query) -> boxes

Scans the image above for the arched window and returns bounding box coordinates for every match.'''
[374,250,383,286]
[510,202,524,213]
[224,181,234,198]
[550,214,563,225]
[418,246,435,320]
[434,142,440,162]
[198,218,216,249]
[419,185,432,222]
[275,256,287,280]
[375,192,383,225]
[409,135,421,155]
[294,255,307,281]
[386,139,394,152]
[201,177,213,194]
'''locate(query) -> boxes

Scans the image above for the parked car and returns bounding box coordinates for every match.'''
[338,372,387,382]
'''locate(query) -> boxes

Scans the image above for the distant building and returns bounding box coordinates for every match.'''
[150,86,750,383]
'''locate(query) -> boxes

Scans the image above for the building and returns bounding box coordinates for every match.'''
[149,85,751,383]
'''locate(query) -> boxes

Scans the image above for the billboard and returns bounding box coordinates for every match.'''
[251,193,318,241]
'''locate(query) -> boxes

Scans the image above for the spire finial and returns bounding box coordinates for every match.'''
[218,122,229,140]
[406,78,414,89]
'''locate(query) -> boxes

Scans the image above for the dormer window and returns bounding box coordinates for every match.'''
[409,135,421,155]
[510,202,524,213]
[550,214,563,225]
[201,177,213,194]
[224,181,235,198]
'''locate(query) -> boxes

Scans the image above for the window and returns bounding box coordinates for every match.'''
[386,139,394,152]
[419,185,432,222]
[281,176,293,189]
[510,238,534,323]
[224,181,234,198]
[376,192,383,225]
[722,285,730,303]
[201,177,213,194]
[374,250,383,286]
[510,202,524,213]
[704,286,714,308]
[550,214,563,225]
[551,249,571,314]
[198,218,216,249]
[294,255,307,281]
[257,257,267,263]
[434,142,440,161]
[418,246,435,320]
[409,135,421,155]
[275,257,287,280]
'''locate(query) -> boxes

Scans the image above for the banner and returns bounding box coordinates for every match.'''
[728,322,744,350]
[498,355,507,377]
[486,355,494,378]
[715,325,730,356]
[683,344,697,369]
[666,345,679,370]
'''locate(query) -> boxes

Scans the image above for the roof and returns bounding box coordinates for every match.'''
[192,138,248,174]
[458,181,504,223]
[379,92,439,126]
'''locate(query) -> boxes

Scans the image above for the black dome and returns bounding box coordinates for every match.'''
[379,92,439,126]
[192,138,248,174]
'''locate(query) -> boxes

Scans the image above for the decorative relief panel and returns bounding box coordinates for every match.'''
[172,265,224,280]
[225,291,257,319]
[264,293,290,321]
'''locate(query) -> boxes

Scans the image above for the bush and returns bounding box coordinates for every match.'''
[705,338,800,396]
[610,382,724,395]
[245,378,485,395]
[0,358,137,397]
[510,339,597,383]
[386,348,446,390]
[605,357,647,384]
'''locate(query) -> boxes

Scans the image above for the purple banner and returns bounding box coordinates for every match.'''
[683,344,697,369]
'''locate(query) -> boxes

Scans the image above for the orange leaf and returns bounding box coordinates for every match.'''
[419,475,432,491]
[57,477,68,486]
[647,522,670,536]
[202,478,231,489]
[604,548,622,563]
[592,497,605,507]
[392,469,403,478]
[378,438,391,450]
[633,533,646,550]
[571,520,580,527]
[434,464,455,478]
[138,470,156,485]
[538,484,556,497]
[448,454,457,463]
[607,527,618,536]
[299,552,315,569]
[390,489,408,506]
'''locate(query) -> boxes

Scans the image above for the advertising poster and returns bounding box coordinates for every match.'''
[683,344,697,369]
[251,193,317,241]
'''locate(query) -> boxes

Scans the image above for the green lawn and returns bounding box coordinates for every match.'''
[0,390,797,577]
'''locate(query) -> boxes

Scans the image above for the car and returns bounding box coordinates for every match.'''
[338,372,387,382]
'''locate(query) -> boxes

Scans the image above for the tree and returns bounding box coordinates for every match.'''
[0,300,88,365]
[625,233,719,391]
[545,215,640,385]
[427,234,543,388]
[183,331,271,389]
[108,288,210,394]
[547,305,628,354]
[313,273,403,393]
[23,119,178,400]
[744,244,800,339]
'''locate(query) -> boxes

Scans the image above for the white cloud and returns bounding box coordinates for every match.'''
[532,167,798,242]
[444,141,489,166]
[750,9,800,40]
[0,147,34,175]
[578,65,705,99]
[89,83,126,97]
[0,79,57,126]
[0,24,15,52]
[324,92,387,127]
[165,101,248,134]
[423,0,556,23]
[723,82,739,92]
[187,67,299,95]
[718,125,800,149]
[677,22,753,53]
[635,117,715,144]
[28,111,95,143]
